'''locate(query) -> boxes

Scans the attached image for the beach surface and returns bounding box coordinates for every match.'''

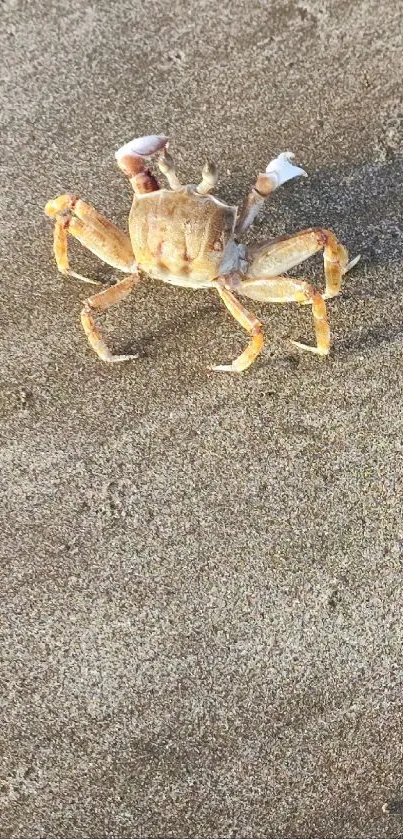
[1,0,403,836]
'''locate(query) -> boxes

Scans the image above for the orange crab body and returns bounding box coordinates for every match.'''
[129,187,237,288]
[45,132,359,371]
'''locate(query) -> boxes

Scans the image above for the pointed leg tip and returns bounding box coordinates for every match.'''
[107,353,139,363]
[290,340,329,356]
[210,363,237,373]
[68,270,101,286]
[344,254,361,274]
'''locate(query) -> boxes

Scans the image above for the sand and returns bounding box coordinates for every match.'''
[1,0,403,836]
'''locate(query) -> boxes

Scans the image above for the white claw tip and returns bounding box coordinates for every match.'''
[265,151,307,186]
[115,134,168,161]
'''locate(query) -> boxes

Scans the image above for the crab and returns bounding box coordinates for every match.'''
[44,133,359,372]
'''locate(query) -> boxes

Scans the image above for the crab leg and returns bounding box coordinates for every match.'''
[247,227,358,300]
[81,273,141,362]
[237,275,330,355]
[44,194,135,283]
[213,284,264,372]
[115,134,168,194]
[235,152,307,235]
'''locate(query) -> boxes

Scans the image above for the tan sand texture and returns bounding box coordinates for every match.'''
[1,0,403,836]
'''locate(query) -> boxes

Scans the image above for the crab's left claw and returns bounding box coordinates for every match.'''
[115,134,169,164]
[115,134,169,193]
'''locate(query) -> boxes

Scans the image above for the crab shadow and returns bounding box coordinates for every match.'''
[132,299,220,358]
[337,323,403,355]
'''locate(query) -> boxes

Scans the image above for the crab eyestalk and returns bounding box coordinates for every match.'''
[115,134,169,193]
[197,161,218,195]
[157,148,182,189]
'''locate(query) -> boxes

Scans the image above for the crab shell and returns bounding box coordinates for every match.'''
[128,186,242,288]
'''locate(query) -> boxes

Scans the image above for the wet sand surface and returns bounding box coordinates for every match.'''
[1,1,403,836]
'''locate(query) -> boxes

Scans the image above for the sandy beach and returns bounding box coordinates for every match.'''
[1,1,403,836]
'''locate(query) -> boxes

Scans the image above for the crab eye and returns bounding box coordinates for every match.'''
[265,151,307,186]
[115,134,168,161]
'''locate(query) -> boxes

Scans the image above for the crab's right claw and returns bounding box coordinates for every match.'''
[253,151,307,197]
[265,151,307,188]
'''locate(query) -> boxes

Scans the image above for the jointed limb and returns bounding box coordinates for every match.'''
[81,273,141,362]
[213,284,264,372]
[247,227,359,300]
[45,194,141,362]
[235,152,307,235]
[237,275,330,355]
[45,194,135,283]
[115,134,168,193]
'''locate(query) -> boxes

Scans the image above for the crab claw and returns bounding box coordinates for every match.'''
[265,151,307,187]
[115,134,169,187]
[115,134,168,163]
